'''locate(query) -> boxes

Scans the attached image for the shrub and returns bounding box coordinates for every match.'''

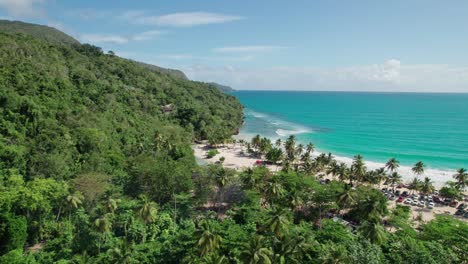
[206,149,219,159]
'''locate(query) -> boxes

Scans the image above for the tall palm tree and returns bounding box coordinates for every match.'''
[337,185,358,215]
[453,168,467,191]
[275,138,282,148]
[388,172,402,192]
[412,161,425,179]
[265,208,290,239]
[265,180,285,206]
[306,143,315,155]
[295,144,304,158]
[138,195,158,224]
[420,177,435,195]
[358,220,387,245]
[65,191,84,219]
[337,163,350,183]
[284,135,297,163]
[385,158,400,174]
[195,220,222,256]
[351,155,367,185]
[374,167,387,188]
[408,177,421,195]
[241,236,273,264]
[326,161,341,180]
[94,213,113,253]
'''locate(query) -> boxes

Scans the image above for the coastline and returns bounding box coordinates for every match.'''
[193,142,466,223]
[233,133,454,189]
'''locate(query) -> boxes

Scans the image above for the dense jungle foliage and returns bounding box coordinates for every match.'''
[0,24,467,264]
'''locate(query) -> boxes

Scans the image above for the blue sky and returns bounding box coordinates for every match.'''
[1,0,468,92]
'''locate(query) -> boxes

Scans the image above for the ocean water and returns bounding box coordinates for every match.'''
[233,91,468,186]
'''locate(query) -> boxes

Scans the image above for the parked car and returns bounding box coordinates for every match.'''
[428,202,435,209]
[457,203,465,210]
[455,209,465,216]
[433,196,442,203]
[404,198,412,204]
[388,195,396,200]
[418,201,425,207]
[412,194,419,200]
[381,188,388,192]
[395,190,401,196]
[402,191,409,197]
[450,200,458,208]
[444,198,452,206]
[397,196,404,203]
[412,200,419,206]
[464,212,468,218]
[434,190,439,195]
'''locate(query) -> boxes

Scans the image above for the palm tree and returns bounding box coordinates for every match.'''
[337,163,350,183]
[284,135,297,163]
[94,213,113,253]
[374,167,387,188]
[275,138,282,148]
[327,161,341,180]
[265,208,290,239]
[351,155,367,185]
[138,195,158,224]
[306,143,315,155]
[105,198,119,214]
[412,161,425,179]
[453,168,467,191]
[295,144,304,158]
[274,235,312,264]
[241,236,273,264]
[420,177,435,195]
[265,180,285,206]
[388,172,402,192]
[358,220,387,245]
[195,220,222,256]
[65,191,84,219]
[337,185,358,215]
[408,177,421,195]
[385,158,400,174]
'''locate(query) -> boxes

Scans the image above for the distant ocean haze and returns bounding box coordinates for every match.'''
[234,91,468,186]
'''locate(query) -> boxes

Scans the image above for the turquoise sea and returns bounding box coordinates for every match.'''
[233,91,468,184]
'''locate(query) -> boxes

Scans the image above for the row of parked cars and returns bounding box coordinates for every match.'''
[381,187,458,210]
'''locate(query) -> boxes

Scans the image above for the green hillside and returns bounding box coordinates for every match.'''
[0,30,243,180]
[0,19,190,81]
[0,19,79,45]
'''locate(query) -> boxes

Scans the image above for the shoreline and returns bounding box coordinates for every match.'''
[193,142,467,223]
[233,133,456,189]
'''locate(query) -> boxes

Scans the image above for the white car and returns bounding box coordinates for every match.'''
[412,200,419,206]
[404,199,412,204]
[428,202,435,209]
[418,201,425,207]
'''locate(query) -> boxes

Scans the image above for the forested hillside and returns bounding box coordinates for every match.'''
[0,20,79,45]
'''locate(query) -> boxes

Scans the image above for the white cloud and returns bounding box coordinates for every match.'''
[81,30,163,44]
[213,45,291,53]
[0,0,46,17]
[122,11,244,27]
[132,30,163,41]
[81,34,129,44]
[183,60,468,93]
